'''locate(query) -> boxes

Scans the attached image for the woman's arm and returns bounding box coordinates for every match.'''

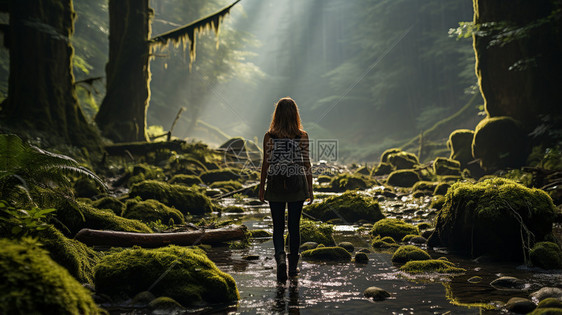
[301,131,314,204]
[259,132,271,202]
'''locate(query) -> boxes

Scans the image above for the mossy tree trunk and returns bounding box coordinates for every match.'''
[2,0,99,148]
[95,0,152,143]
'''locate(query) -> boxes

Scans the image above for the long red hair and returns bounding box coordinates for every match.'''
[268,97,304,138]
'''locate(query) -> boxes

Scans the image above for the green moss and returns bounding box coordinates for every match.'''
[380,148,402,163]
[537,298,562,309]
[401,234,420,242]
[430,195,446,210]
[304,191,383,223]
[371,235,399,249]
[94,245,239,306]
[0,238,101,314]
[373,162,393,176]
[472,117,529,170]
[168,155,208,175]
[399,259,466,274]
[169,174,203,186]
[149,296,184,311]
[433,157,461,176]
[300,219,336,246]
[338,241,355,253]
[247,229,272,238]
[92,196,125,215]
[387,151,419,170]
[530,242,562,269]
[210,180,243,193]
[417,222,432,230]
[447,129,474,168]
[317,175,332,183]
[224,205,245,213]
[354,166,372,176]
[370,218,419,241]
[329,173,369,191]
[73,178,100,198]
[412,181,438,192]
[123,199,185,225]
[386,170,421,187]
[129,180,215,215]
[116,163,166,188]
[427,178,557,261]
[391,245,431,263]
[56,200,152,235]
[301,246,352,262]
[434,182,451,195]
[200,168,241,184]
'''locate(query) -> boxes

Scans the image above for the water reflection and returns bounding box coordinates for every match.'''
[272,279,301,314]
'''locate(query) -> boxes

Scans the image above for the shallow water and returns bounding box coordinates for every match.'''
[206,198,562,315]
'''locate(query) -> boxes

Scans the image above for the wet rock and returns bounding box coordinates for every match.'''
[358,248,371,254]
[199,168,241,184]
[433,182,451,196]
[386,170,421,187]
[301,246,352,262]
[387,151,419,170]
[417,222,432,230]
[530,287,562,302]
[354,166,372,176]
[371,236,399,249]
[363,286,390,301]
[373,162,393,176]
[391,245,431,263]
[409,236,427,244]
[300,242,319,251]
[354,252,369,263]
[242,255,260,261]
[370,218,419,241]
[530,241,562,269]
[131,291,156,306]
[338,242,355,253]
[490,276,526,290]
[248,230,272,238]
[433,157,462,176]
[467,276,482,283]
[224,205,245,213]
[210,180,243,193]
[421,229,434,239]
[399,259,465,274]
[447,129,474,169]
[505,297,536,314]
[382,190,397,198]
[205,188,223,197]
[300,220,336,246]
[304,191,383,223]
[329,173,369,191]
[429,195,446,210]
[148,296,185,312]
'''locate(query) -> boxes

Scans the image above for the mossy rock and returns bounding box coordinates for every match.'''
[391,245,431,263]
[417,222,432,230]
[354,166,372,176]
[317,175,332,183]
[329,173,368,191]
[427,178,557,261]
[304,191,384,223]
[380,148,402,163]
[169,174,203,186]
[92,196,125,215]
[371,236,399,249]
[529,308,562,315]
[472,117,529,171]
[447,129,475,168]
[56,200,152,236]
[224,205,245,213]
[433,182,451,196]
[300,219,336,246]
[36,226,100,285]
[149,296,184,311]
[354,252,369,263]
[370,218,419,241]
[94,245,239,306]
[430,195,446,210]
[399,259,466,274]
[247,229,272,238]
[210,180,243,193]
[401,234,420,242]
[433,157,461,176]
[386,170,421,187]
[168,155,208,175]
[530,242,562,270]
[301,246,352,262]
[412,181,438,192]
[199,168,241,184]
[338,242,355,253]
[387,151,419,170]
[123,199,185,225]
[0,238,101,314]
[373,162,393,176]
[129,180,215,215]
[116,163,166,188]
[536,298,562,309]
[73,178,100,198]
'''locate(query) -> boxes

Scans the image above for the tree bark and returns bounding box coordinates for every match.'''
[2,0,99,148]
[95,0,152,143]
[75,225,247,247]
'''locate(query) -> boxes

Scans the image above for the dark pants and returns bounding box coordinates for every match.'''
[269,201,304,255]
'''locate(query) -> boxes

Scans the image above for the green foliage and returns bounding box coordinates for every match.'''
[304,191,383,223]
[0,200,56,236]
[399,259,465,274]
[430,195,447,210]
[0,238,101,314]
[391,245,431,263]
[123,199,185,225]
[301,246,352,262]
[299,219,336,246]
[94,245,239,306]
[370,218,419,241]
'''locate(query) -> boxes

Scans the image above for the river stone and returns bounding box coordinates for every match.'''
[131,291,156,306]
[421,229,434,239]
[505,297,536,313]
[358,248,371,254]
[490,276,526,290]
[468,276,483,283]
[242,255,260,261]
[300,242,319,251]
[409,236,427,244]
[338,242,355,253]
[531,287,562,302]
[363,286,390,301]
[354,252,369,263]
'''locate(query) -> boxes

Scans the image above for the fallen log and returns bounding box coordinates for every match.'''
[75,225,247,248]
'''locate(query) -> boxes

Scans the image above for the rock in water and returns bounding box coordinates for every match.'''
[490,276,526,290]
[531,287,562,302]
[505,297,536,314]
[363,286,390,301]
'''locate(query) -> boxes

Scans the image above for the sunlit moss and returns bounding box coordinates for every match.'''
[300,219,336,246]
[169,174,203,186]
[210,180,243,193]
[429,195,446,210]
[304,191,383,223]
[447,129,474,168]
[380,148,402,163]
[399,259,465,274]
[387,151,419,170]
[370,218,419,241]
[433,182,451,195]
[122,199,185,225]
[373,162,393,176]
[529,242,562,269]
[301,246,352,261]
[433,157,461,176]
[91,196,125,215]
[329,173,369,191]
[391,245,431,263]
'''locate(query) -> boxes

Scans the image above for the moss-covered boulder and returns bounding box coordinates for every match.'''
[428,178,557,261]
[429,195,446,210]
[123,199,185,225]
[387,151,419,170]
[304,192,383,223]
[168,155,208,176]
[536,298,562,309]
[354,252,369,263]
[169,174,203,186]
[447,129,475,168]
[472,117,529,171]
[373,162,393,176]
[338,242,355,253]
[94,245,239,306]
[391,245,431,263]
[329,173,368,191]
[399,259,465,274]
[92,196,125,215]
[370,218,419,241]
[530,242,562,270]
[129,180,215,215]
[301,246,352,262]
[210,180,243,193]
[433,157,461,176]
[433,182,451,196]
[73,178,100,198]
[199,168,241,184]
[371,236,399,249]
[380,148,402,163]
[115,163,166,188]
[412,181,438,193]
[0,238,101,314]
[386,170,420,187]
[56,200,152,236]
[300,219,336,246]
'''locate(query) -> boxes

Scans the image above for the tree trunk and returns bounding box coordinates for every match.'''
[2,0,99,148]
[95,0,151,143]
[75,225,247,247]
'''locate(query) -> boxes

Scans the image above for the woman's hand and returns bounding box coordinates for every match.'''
[307,190,314,205]
[259,185,265,202]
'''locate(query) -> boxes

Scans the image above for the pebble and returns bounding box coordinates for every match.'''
[363,286,390,301]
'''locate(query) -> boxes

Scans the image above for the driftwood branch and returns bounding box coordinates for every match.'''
[75,225,247,247]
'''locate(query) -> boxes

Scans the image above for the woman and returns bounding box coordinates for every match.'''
[259,97,313,282]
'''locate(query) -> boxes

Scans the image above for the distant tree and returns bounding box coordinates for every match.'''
[95,0,240,143]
